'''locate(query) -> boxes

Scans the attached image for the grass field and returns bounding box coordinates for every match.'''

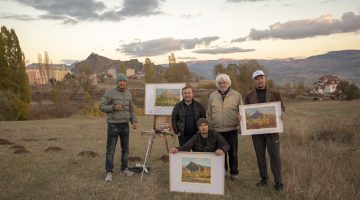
[1,100,359,200]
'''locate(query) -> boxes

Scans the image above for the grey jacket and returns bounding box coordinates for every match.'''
[99,87,137,124]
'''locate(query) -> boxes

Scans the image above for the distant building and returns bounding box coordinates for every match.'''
[107,68,117,79]
[126,68,135,78]
[26,63,72,85]
[313,75,341,95]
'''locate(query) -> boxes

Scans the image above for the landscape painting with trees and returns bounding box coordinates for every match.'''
[181,157,211,184]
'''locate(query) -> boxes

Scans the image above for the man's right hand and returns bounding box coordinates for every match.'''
[170,148,178,154]
[113,104,122,111]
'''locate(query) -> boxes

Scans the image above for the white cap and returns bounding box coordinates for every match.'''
[252,70,265,79]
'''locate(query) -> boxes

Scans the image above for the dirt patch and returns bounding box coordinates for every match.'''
[9,145,26,151]
[14,148,30,154]
[157,155,169,163]
[19,138,38,142]
[0,139,13,145]
[44,146,64,152]
[48,138,57,141]
[77,151,98,157]
[129,156,142,162]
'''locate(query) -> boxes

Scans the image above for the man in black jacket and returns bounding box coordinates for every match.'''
[244,70,285,191]
[171,86,206,146]
[170,118,229,155]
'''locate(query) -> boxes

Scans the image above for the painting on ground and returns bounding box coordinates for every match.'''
[169,152,224,195]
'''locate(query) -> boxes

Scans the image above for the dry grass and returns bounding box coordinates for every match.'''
[0,100,359,200]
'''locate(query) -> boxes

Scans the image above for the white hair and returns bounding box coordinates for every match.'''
[215,74,231,89]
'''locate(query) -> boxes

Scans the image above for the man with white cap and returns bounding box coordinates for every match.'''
[244,70,285,191]
[99,73,137,182]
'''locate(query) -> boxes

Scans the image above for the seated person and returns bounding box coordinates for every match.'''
[170,118,229,156]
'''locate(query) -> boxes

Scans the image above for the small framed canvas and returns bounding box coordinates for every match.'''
[239,101,284,135]
[145,83,186,115]
[169,152,224,195]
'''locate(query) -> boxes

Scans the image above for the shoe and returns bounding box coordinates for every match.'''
[256,179,268,187]
[121,168,134,176]
[274,183,283,191]
[230,174,239,181]
[105,172,112,182]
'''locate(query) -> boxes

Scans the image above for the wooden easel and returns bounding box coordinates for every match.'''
[140,115,176,181]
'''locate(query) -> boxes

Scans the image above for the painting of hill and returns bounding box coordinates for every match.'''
[245,106,277,129]
[181,158,211,184]
[155,89,180,107]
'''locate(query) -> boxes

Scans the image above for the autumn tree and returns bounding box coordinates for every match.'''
[0,26,30,120]
[144,57,155,82]
[335,80,360,100]
[119,62,126,75]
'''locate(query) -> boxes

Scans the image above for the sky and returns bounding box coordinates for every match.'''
[0,0,359,65]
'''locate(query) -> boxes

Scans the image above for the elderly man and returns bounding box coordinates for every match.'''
[171,86,206,146]
[170,118,229,155]
[244,70,285,191]
[99,73,137,182]
[207,74,243,181]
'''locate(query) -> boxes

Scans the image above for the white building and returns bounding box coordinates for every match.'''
[313,75,340,95]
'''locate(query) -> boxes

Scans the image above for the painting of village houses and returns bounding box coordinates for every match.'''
[181,157,212,184]
[240,102,283,135]
[155,88,181,107]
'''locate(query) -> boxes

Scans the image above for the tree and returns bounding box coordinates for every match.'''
[119,62,126,75]
[335,80,360,100]
[144,57,155,82]
[0,26,30,120]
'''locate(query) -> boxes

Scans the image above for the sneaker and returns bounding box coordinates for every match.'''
[230,174,239,181]
[256,179,268,187]
[274,183,283,191]
[105,172,112,182]
[121,168,134,176]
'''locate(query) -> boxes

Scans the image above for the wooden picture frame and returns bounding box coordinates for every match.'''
[169,152,225,195]
[239,101,284,135]
[145,83,186,115]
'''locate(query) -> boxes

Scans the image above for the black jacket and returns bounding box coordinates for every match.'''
[177,129,230,153]
[171,99,206,136]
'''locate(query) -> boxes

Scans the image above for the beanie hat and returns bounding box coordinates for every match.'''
[197,118,209,128]
[116,73,128,83]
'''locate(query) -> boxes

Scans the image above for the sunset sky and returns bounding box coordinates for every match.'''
[0,0,359,65]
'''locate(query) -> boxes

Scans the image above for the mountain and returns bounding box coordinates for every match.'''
[186,50,360,85]
[73,53,143,73]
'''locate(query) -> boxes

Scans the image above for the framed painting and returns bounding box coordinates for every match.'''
[169,152,224,195]
[145,83,186,115]
[239,101,284,135]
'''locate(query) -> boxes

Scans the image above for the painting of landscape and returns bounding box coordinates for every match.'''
[155,88,180,107]
[181,157,211,184]
[245,106,277,129]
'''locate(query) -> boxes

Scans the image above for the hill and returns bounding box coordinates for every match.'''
[186,50,360,85]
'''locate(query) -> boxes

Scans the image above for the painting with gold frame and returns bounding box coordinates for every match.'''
[239,101,284,135]
[169,152,224,195]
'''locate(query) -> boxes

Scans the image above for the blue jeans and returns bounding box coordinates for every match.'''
[105,123,129,172]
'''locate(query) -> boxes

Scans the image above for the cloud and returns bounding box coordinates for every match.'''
[120,36,219,57]
[193,47,255,54]
[6,0,164,23]
[177,56,198,60]
[247,12,360,40]
[231,37,247,43]
[227,0,268,2]
[0,13,35,21]
[120,0,164,16]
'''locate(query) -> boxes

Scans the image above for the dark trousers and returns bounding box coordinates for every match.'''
[105,123,129,172]
[251,133,282,184]
[220,130,239,175]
